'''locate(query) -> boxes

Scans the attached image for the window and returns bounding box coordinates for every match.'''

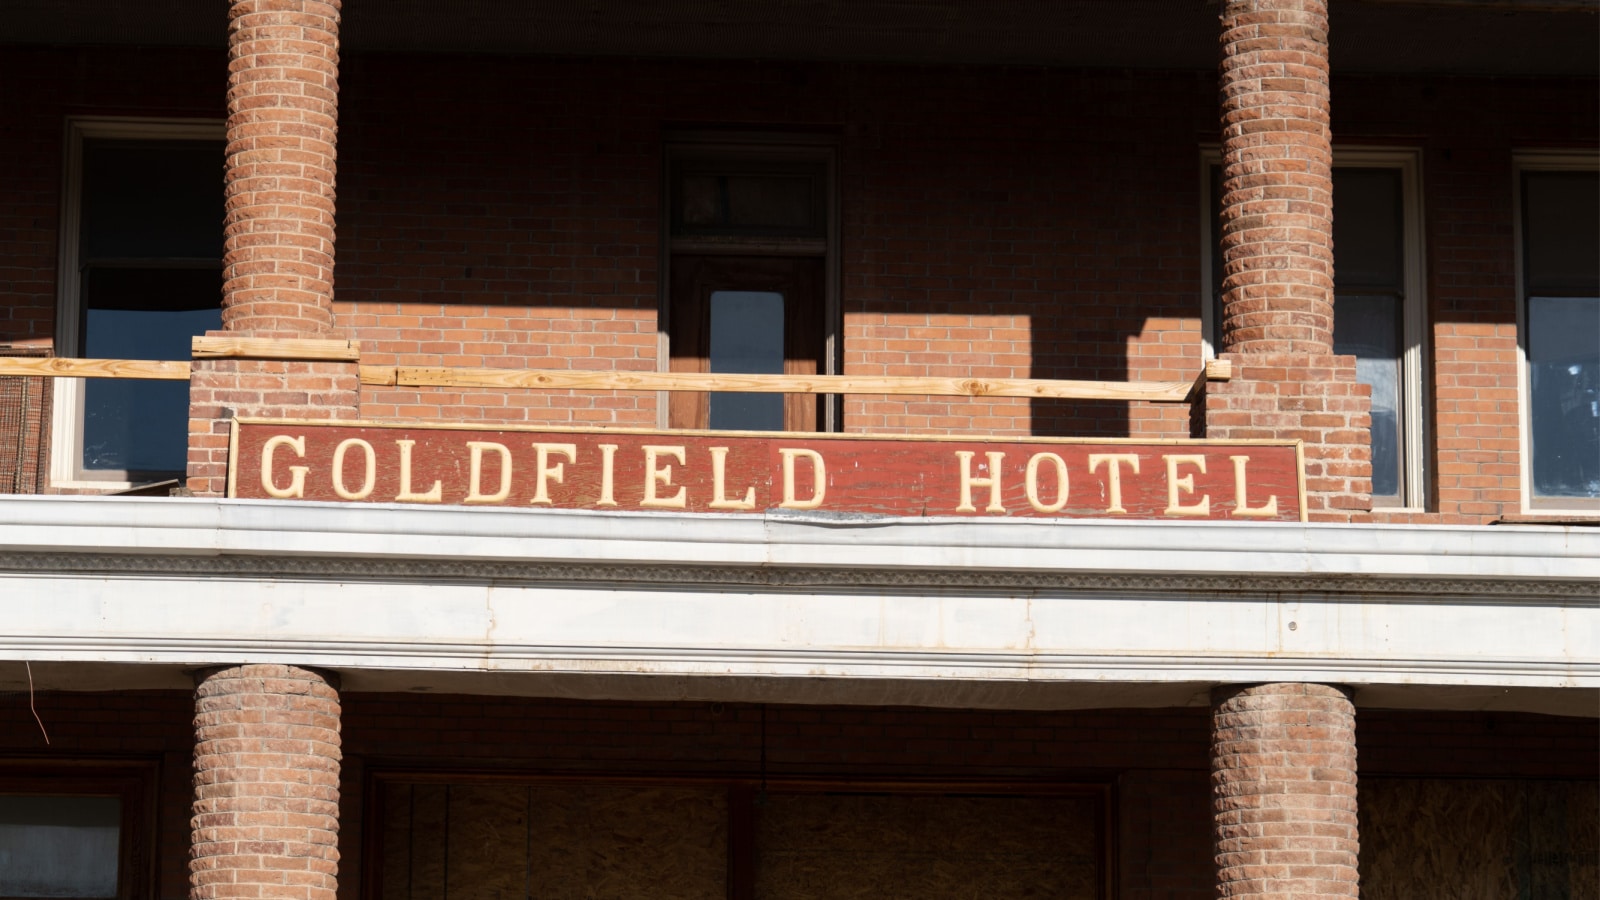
[52,119,224,488]
[1517,154,1599,512]
[663,138,838,432]
[1203,149,1428,508]
[0,761,155,899]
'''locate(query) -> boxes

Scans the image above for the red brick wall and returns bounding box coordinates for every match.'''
[2,48,1595,521]
[0,48,224,348]
[334,59,1213,440]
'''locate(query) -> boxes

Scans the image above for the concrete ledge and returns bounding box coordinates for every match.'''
[0,496,1593,707]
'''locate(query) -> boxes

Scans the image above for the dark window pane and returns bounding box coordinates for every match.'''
[0,796,121,898]
[681,175,723,226]
[1335,294,1403,500]
[82,140,223,261]
[1333,169,1403,290]
[708,290,785,431]
[83,305,219,474]
[1528,295,1600,500]
[672,166,825,238]
[1524,172,1600,294]
[82,266,221,474]
[726,175,814,229]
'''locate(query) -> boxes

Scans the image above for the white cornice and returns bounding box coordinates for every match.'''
[0,495,1594,593]
[0,497,1592,703]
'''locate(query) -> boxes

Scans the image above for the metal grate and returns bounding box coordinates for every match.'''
[0,347,52,494]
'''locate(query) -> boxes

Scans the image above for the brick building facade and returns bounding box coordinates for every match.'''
[0,1,1596,898]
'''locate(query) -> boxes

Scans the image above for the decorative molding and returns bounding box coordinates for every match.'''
[0,551,1591,601]
[0,627,1587,675]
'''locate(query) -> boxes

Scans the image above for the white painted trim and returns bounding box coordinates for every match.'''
[49,117,226,490]
[0,498,1590,698]
[1199,146,1221,361]
[1512,150,1600,515]
[0,495,1593,584]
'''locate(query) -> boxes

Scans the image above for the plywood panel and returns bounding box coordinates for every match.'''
[1573,784,1600,900]
[525,784,727,900]
[377,781,727,900]
[1361,778,1599,900]
[379,782,413,900]
[755,793,1100,900]
[407,784,449,900]
[446,785,528,899]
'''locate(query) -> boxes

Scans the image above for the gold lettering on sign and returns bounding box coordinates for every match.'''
[465,441,512,504]
[955,450,1007,513]
[395,439,443,503]
[1229,455,1279,518]
[779,448,826,509]
[596,443,619,507]
[1025,452,1069,513]
[1162,454,1210,516]
[530,443,577,506]
[331,438,376,500]
[1087,453,1140,514]
[260,434,308,499]
[708,447,757,510]
[642,445,688,508]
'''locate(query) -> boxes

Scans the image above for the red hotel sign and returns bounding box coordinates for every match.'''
[229,420,1307,521]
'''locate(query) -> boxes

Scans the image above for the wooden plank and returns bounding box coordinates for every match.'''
[3,355,1212,405]
[0,357,191,381]
[1205,358,1233,381]
[359,366,398,387]
[393,367,1195,402]
[191,336,360,361]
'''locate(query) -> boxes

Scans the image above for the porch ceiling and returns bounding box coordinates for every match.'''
[6,0,1596,76]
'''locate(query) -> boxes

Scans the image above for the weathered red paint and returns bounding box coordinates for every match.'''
[230,420,1305,521]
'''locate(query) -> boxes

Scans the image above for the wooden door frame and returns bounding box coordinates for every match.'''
[659,133,841,431]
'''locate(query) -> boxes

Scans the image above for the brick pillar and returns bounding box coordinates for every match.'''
[1207,0,1371,521]
[1212,683,1359,900]
[188,0,359,495]
[192,665,341,900]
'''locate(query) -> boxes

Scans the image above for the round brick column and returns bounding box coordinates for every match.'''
[192,665,341,900]
[223,0,342,337]
[1211,683,1358,899]
[1217,0,1334,355]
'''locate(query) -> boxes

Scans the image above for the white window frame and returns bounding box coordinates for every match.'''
[1201,147,1429,510]
[1513,150,1600,514]
[50,117,225,490]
